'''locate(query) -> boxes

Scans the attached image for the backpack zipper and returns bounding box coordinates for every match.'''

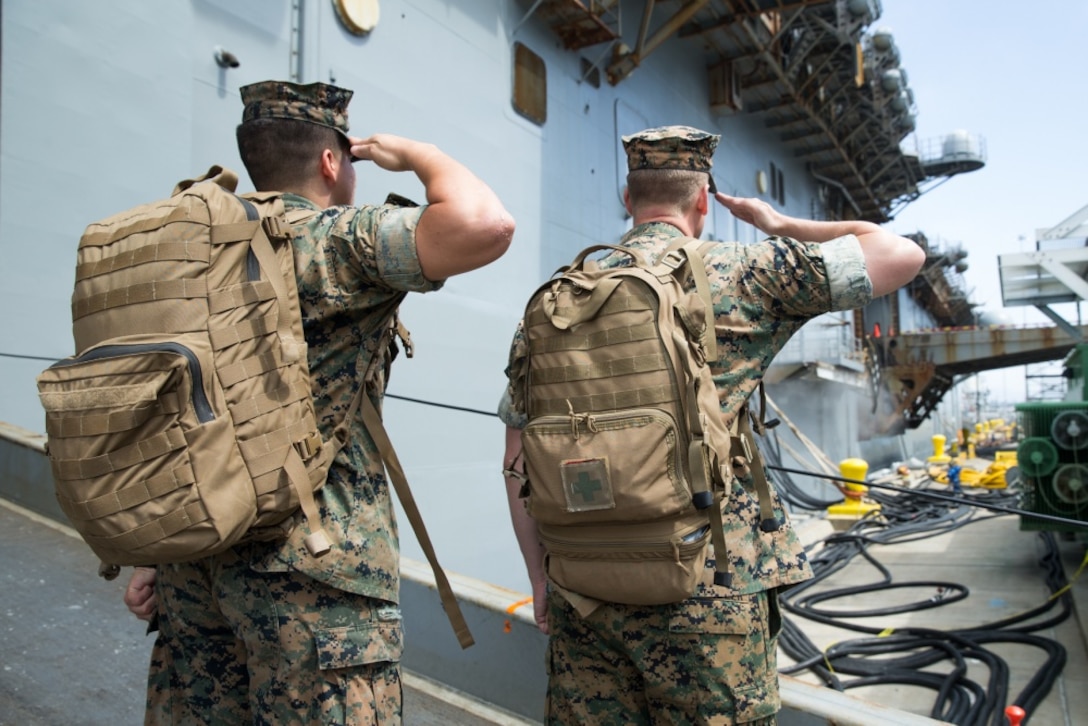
[49,343,214,423]
[538,521,710,563]
[237,195,262,282]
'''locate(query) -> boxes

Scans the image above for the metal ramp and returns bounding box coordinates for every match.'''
[876,324,1088,432]
[867,203,1088,434]
[999,202,1088,340]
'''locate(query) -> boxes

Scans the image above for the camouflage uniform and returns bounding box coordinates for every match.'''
[499,126,873,724]
[147,81,440,725]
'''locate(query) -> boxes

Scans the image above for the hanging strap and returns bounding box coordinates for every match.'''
[671,239,718,363]
[736,405,780,533]
[246,198,331,556]
[656,237,732,586]
[360,394,475,649]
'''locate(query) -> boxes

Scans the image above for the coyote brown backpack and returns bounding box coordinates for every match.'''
[35,166,474,647]
[511,239,780,604]
[36,166,338,573]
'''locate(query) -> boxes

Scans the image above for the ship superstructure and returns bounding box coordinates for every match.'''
[4,2,1088,723]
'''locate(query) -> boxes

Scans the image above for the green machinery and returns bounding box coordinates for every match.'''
[1015,345,1088,532]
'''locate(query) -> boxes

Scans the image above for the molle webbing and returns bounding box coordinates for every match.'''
[52,427,187,481]
[531,385,676,417]
[207,280,276,315]
[57,463,196,521]
[520,238,737,603]
[530,353,667,385]
[528,281,667,417]
[76,243,211,280]
[40,166,333,570]
[72,279,209,320]
[528,320,658,354]
[81,501,212,553]
[78,203,207,248]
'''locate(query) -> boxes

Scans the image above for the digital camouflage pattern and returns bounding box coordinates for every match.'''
[501,221,862,595]
[143,78,440,723]
[545,585,780,725]
[251,193,441,603]
[622,125,720,173]
[148,543,403,724]
[500,220,872,722]
[240,80,355,140]
[150,192,439,723]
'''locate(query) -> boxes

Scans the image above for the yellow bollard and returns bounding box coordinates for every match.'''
[839,458,869,497]
[928,434,951,464]
[827,457,881,525]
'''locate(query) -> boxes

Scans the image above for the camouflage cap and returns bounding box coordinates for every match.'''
[622,125,720,173]
[239,80,354,140]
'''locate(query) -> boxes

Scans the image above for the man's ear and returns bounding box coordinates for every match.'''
[695,185,709,215]
[318,147,339,186]
[623,186,633,216]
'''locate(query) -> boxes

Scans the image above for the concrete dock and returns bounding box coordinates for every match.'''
[3,423,1086,725]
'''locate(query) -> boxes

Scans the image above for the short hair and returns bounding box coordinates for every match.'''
[625,168,706,214]
[235,118,350,191]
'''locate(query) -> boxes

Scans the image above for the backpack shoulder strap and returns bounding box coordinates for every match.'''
[241,194,333,557]
[281,200,471,647]
[653,237,717,362]
[651,237,737,587]
[731,384,781,533]
[359,395,475,649]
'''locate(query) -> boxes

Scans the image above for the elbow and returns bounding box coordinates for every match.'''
[482,209,516,264]
[905,239,926,277]
[868,236,927,297]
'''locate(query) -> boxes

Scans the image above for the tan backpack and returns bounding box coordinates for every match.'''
[511,239,779,604]
[36,167,473,647]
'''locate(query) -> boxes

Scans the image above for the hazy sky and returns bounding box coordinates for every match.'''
[875,0,1088,403]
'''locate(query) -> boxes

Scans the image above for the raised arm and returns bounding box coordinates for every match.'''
[715,192,925,297]
[351,135,515,281]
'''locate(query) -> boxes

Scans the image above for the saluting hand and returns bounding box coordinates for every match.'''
[714,193,784,236]
[349,134,440,173]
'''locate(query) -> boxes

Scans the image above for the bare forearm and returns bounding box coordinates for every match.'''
[766,216,882,243]
[413,147,515,277]
[505,476,547,585]
[715,192,880,242]
[503,426,546,587]
[714,191,924,295]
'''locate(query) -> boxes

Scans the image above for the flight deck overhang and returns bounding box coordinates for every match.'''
[999,246,1088,308]
[526,0,984,223]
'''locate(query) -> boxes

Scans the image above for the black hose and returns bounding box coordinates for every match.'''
[771,470,1075,726]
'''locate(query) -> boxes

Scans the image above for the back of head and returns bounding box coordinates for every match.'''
[626,168,708,214]
[236,80,355,192]
[622,125,720,215]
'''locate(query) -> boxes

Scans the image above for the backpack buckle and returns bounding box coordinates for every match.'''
[660,250,684,270]
[295,431,323,460]
[262,215,288,241]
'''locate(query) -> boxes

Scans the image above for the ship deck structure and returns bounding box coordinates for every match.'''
[2,1,1088,723]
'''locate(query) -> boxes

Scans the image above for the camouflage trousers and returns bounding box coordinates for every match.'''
[545,587,781,725]
[145,544,403,725]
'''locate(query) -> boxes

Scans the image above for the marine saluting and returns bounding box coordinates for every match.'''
[499,124,925,725]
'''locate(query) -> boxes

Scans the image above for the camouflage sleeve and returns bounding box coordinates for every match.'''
[497,321,529,429]
[330,204,444,293]
[820,234,873,311]
[710,235,869,319]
